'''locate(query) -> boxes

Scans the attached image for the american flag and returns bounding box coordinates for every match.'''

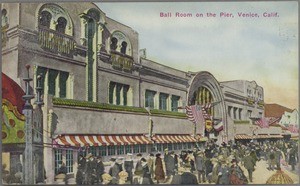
[186,105,211,124]
[255,117,269,128]
[287,124,299,133]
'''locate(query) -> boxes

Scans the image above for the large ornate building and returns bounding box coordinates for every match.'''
[1,2,281,184]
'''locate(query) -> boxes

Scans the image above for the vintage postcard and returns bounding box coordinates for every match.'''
[1,1,299,185]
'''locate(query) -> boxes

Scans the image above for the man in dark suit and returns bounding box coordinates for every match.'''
[180,164,198,185]
[242,151,255,182]
[96,156,105,184]
[109,158,120,184]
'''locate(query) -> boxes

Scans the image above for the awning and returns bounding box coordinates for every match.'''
[256,134,283,139]
[152,134,197,143]
[234,134,253,140]
[53,134,153,147]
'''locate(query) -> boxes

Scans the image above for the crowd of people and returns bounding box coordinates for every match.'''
[54,139,298,185]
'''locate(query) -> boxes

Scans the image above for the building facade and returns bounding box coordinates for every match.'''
[1,2,274,184]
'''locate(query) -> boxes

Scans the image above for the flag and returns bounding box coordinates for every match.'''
[287,124,299,133]
[255,117,269,128]
[185,105,204,124]
[202,103,212,110]
[214,121,224,132]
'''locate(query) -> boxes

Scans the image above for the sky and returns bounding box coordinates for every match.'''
[96,1,298,110]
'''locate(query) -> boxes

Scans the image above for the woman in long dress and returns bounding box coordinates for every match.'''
[229,159,248,185]
[154,153,165,183]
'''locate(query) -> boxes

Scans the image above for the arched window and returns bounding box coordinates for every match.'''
[39,11,52,28]
[121,41,127,54]
[87,8,100,22]
[110,37,118,51]
[110,31,132,56]
[37,4,73,36]
[55,17,67,33]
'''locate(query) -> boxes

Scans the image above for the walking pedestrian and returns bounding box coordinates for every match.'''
[154,153,165,184]
[242,151,255,182]
[195,151,206,183]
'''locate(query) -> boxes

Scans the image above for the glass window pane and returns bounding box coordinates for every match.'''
[66,150,73,173]
[48,69,58,96]
[59,71,69,98]
[54,149,62,175]
[99,146,107,157]
[171,95,180,112]
[109,82,116,104]
[116,84,122,105]
[123,85,129,106]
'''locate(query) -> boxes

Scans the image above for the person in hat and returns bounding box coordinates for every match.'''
[229,159,248,185]
[164,149,175,182]
[171,166,184,184]
[85,154,97,185]
[57,162,68,184]
[133,170,151,184]
[195,151,206,183]
[242,151,255,182]
[124,153,134,184]
[147,153,155,179]
[180,163,198,185]
[135,153,143,173]
[141,158,154,184]
[154,153,165,184]
[217,158,230,185]
[186,150,196,173]
[76,155,86,185]
[108,157,120,184]
[95,156,105,184]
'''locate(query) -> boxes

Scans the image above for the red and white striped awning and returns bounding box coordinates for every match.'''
[152,134,197,143]
[256,134,283,139]
[53,134,153,147]
[234,134,253,140]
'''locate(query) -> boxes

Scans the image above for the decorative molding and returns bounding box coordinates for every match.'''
[20,46,86,67]
[140,66,189,86]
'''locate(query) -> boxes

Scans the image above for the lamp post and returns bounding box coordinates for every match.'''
[22,65,34,184]
[22,65,44,184]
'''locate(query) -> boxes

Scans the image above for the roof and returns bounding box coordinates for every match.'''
[265,103,293,118]
[2,73,25,114]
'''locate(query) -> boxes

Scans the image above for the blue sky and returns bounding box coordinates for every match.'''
[97,1,298,109]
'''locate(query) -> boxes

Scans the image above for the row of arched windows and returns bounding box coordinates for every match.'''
[38,4,132,56]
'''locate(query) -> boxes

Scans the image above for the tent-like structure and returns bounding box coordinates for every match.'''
[266,169,294,184]
[2,73,25,146]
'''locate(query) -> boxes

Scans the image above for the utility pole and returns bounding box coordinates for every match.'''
[22,65,34,184]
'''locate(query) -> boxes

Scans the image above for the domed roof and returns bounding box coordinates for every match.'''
[266,169,294,184]
[2,73,25,114]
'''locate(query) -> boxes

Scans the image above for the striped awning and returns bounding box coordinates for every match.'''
[234,134,253,140]
[53,134,153,147]
[254,134,283,139]
[152,134,197,143]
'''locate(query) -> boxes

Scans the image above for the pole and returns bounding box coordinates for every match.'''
[22,65,35,184]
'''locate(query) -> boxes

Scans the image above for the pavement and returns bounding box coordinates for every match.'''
[161,159,299,184]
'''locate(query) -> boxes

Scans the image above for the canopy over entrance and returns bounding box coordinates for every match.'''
[2,73,25,144]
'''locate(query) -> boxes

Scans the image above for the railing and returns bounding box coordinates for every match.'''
[110,51,134,71]
[38,27,75,56]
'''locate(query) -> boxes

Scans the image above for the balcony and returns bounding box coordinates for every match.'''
[110,51,134,71]
[38,27,75,57]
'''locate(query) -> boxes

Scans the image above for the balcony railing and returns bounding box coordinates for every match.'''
[110,51,134,71]
[38,27,75,56]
